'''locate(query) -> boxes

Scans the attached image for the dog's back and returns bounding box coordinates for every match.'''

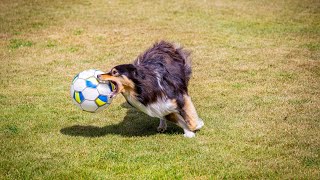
[134,41,192,89]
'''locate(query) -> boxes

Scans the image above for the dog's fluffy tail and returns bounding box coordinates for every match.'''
[135,41,192,85]
[173,42,192,85]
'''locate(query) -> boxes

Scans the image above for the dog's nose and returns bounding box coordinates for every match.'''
[97,74,101,79]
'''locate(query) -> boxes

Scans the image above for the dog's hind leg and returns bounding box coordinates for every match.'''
[181,95,204,131]
[157,119,167,133]
[196,118,204,130]
[165,113,196,138]
[195,118,204,131]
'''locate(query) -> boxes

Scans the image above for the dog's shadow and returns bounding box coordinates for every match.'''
[60,103,183,137]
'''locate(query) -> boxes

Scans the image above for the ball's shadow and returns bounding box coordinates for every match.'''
[60,103,183,137]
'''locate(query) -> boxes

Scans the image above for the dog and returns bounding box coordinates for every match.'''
[97,41,204,137]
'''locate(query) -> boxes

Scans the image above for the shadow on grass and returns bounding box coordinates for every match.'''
[60,103,183,137]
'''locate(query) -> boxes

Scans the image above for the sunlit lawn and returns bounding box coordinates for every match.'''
[0,0,319,179]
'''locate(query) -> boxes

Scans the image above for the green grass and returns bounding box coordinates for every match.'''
[8,39,34,49]
[1,0,319,179]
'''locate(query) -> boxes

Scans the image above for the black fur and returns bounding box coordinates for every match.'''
[114,41,191,110]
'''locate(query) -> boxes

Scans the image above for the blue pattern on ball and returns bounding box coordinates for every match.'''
[86,79,98,88]
[98,95,108,102]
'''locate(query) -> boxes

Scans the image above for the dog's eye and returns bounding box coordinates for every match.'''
[111,69,119,76]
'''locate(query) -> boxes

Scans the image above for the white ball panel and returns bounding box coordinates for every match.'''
[73,79,86,91]
[81,100,98,112]
[78,69,96,79]
[97,83,112,96]
[82,88,99,101]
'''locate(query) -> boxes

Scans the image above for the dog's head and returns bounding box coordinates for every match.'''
[97,64,139,96]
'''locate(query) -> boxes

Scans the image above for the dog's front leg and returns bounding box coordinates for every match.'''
[157,119,167,133]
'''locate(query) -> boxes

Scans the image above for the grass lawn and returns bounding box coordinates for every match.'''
[1,0,319,179]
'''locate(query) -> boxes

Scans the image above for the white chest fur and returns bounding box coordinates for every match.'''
[123,92,177,118]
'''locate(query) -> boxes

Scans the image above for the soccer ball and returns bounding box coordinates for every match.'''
[70,69,115,112]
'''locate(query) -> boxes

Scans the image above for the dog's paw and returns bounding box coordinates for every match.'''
[183,130,195,138]
[157,126,167,133]
[195,118,204,130]
[157,119,167,133]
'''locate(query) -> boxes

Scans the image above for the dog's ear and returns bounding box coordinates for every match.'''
[124,64,145,79]
[132,66,145,79]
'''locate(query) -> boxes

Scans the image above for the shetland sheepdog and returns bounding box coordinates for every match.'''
[97,41,204,137]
